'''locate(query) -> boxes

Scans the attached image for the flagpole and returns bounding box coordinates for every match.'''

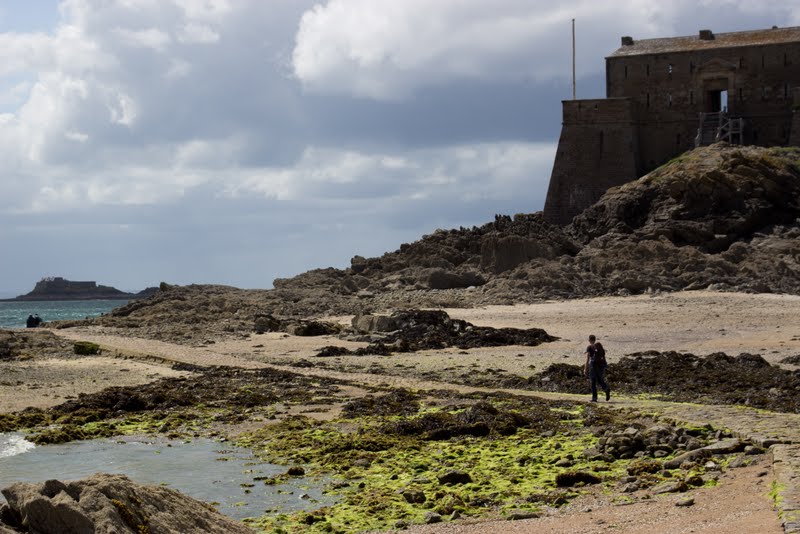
[572,18,576,100]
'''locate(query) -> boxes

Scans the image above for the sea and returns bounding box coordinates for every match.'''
[0,300,127,329]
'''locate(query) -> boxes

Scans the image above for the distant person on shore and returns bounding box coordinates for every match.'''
[26,315,36,328]
[34,314,42,327]
[584,335,610,402]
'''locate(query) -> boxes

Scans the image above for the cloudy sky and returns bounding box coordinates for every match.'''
[0,0,797,295]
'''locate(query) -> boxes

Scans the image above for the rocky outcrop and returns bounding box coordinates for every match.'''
[0,473,253,533]
[317,309,556,356]
[61,144,800,340]
[7,277,151,302]
[479,144,800,300]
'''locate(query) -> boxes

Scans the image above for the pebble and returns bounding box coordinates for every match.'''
[676,497,695,507]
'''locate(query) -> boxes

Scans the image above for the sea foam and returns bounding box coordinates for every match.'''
[0,433,35,459]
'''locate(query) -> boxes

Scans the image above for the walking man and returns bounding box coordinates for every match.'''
[584,335,610,402]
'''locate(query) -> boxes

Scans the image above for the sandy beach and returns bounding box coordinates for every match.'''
[3,290,799,533]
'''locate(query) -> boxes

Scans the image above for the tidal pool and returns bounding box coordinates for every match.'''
[0,433,333,520]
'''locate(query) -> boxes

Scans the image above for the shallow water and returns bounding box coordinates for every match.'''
[0,300,126,328]
[0,433,333,520]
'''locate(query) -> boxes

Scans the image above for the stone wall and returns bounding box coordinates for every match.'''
[791,88,800,146]
[542,99,639,225]
[607,39,800,171]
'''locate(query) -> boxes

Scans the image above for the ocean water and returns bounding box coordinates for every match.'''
[0,433,334,520]
[0,300,126,329]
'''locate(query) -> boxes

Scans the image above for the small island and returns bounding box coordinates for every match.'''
[4,277,156,301]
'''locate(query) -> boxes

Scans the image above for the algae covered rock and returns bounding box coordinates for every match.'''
[73,341,101,355]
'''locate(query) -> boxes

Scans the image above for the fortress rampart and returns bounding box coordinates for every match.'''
[544,26,800,225]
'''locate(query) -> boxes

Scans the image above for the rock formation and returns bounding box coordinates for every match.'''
[0,473,254,534]
[62,143,800,342]
[7,277,157,302]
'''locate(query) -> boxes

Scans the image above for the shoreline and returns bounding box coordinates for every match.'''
[1,291,799,532]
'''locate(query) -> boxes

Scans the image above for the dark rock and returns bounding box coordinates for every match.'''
[622,482,640,493]
[253,314,281,333]
[426,269,486,290]
[437,470,472,485]
[286,466,305,476]
[702,439,744,455]
[685,475,704,487]
[664,449,710,470]
[555,471,601,487]
[506,510,541,520]
[627,459,662,476]
[400,489,426,504]
[651,480,688,494]
[351,314,398,333]
[424,512,442,524]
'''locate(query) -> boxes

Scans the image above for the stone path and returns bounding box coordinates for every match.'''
[54,329,800,533]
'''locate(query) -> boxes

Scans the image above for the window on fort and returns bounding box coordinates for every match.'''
[785,54,788,67]
[646,64,650,77]
[690,61,694,73]
[762,55,765,68]
[738,87,743,101]
[668,93,672,107]
[739,58,743,69]
[676,133,681,146]
[624,65,628,79]
[690,91,694,104]
[785,84,789,98]
[646,93,650,107]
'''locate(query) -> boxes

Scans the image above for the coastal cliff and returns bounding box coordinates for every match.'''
[7,277,156,301]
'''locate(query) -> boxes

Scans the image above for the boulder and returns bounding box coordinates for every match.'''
[663,449,710,470]
[253,313,281,334]
[351,314,399,334]
[651,480,688,494]
[424,512,442,524]
[437,470,472,485]
[701,438,745,455]
[0,473,253,534]
[425,269,486,290]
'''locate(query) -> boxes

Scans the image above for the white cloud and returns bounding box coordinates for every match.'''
[108,91,137,125]
[292,0,800,99]
[64,130,89,142]
[225,142,555,204]
[114,27,171,51]
[178,23,220,43]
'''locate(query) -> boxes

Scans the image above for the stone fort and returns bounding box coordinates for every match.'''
[543,26,800,225]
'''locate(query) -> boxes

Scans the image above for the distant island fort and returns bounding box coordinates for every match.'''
[6,277,155,301]
[544,26,800,225]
